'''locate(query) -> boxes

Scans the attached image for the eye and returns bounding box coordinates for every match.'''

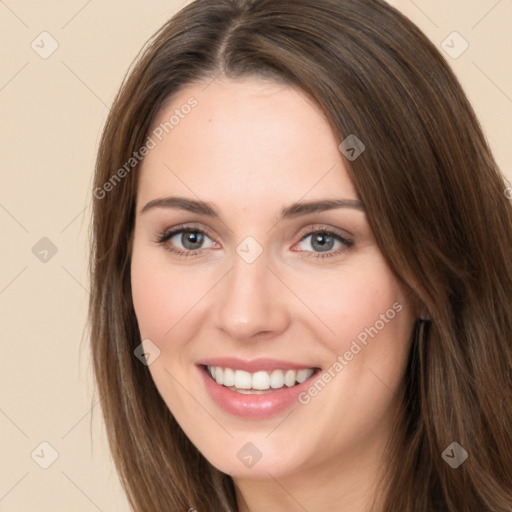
[155,225,217,256]
[154,224,353,259]
[294,228,353,258]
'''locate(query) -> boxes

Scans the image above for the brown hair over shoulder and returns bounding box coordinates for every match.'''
[88,0,512,510]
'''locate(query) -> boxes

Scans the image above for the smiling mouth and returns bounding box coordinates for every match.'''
[203,365,320,394]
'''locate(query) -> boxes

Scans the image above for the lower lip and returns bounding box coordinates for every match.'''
[198,365,317,419]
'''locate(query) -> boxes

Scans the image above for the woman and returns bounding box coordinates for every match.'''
[88,0,512,510]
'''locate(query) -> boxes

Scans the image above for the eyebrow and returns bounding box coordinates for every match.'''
[139,196,364,219]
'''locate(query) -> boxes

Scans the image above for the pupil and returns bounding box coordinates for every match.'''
[312,233,334,252]
[182,231,203,249]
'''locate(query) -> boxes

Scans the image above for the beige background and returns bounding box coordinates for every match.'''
[1,0,511,510]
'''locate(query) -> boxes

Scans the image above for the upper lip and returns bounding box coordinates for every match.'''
[196,357,320,373]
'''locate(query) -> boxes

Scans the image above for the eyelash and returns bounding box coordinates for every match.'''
[154,224,354,260]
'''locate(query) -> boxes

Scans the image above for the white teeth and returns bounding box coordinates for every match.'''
[296,368,313,383]
[223,367,235,387]
[284,369,296,387]
[234,370,252,389]
[206,365,315,391]
[252,371,270,390]
[270,369,285,389]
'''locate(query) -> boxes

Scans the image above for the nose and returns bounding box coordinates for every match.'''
[213,249,291,342]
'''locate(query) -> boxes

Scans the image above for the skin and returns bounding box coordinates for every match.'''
[130,76,421,511]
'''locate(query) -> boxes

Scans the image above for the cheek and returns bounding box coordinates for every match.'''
[288,261,415,455]
[301,259,411,353]
[130,244,203,413]
[131,253,173,339]
[130,243,206,342]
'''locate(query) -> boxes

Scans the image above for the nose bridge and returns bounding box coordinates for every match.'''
[213,247,289,340]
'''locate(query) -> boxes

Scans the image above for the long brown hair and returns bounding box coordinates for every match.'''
[88,0,512,510]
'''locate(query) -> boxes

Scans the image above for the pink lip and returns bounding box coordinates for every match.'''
[196,357,316,373]
[196,361,319,419]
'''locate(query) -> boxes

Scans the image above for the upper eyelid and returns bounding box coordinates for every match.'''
[296,224,352,240]
[161,223,215,238]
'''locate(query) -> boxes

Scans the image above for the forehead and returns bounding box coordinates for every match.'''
[137,77,358,209]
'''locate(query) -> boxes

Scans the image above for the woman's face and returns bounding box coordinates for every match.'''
[131,77,419,480]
